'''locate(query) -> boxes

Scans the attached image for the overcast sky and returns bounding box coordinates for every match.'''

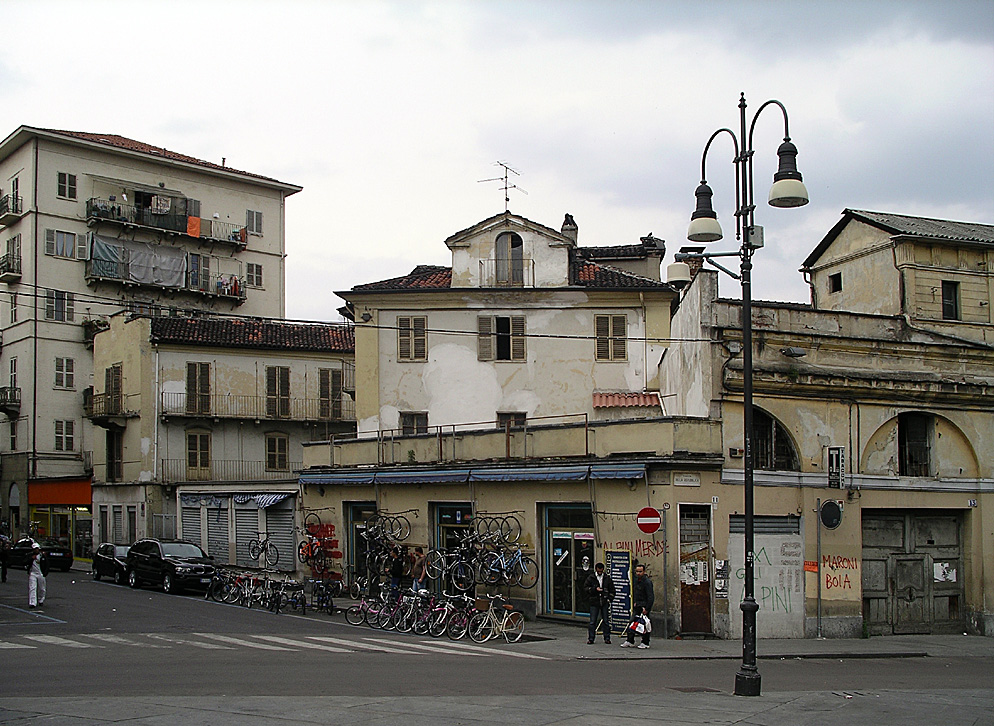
[3,1,992,320]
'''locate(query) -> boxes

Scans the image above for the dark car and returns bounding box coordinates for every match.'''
[7,537,74,571]
[126,538,215,594]
[92,543,130,584]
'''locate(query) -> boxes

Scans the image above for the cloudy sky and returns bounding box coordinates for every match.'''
[3,1,992,320]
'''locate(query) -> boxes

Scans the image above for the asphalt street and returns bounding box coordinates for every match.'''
[0,566,992,724]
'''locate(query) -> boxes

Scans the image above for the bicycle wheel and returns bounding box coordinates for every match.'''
[304,512,322,534]
[424,549,445,580]
[516,556,539,589]
[348,580,362,600]
[503,611,524,643]
[450,560,475,592]
[248,540,262,561]
[345,604,366,625]
[500,515,522,544]
[468,611,494,643]
[388,516,411,541]
[446,610,471,640]
[298,542,310,564]
[479,551,503,585]
[221,581,241,604]
[264,543,280,567]
[428,608,450,638]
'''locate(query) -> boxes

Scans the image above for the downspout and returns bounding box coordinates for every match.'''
[30,139,39,480]
[153,344,160,481]
[639,292,647,391]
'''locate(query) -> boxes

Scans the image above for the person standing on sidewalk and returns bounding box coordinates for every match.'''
[28,542,47,608]
[621,564,654,649]
[410,547,427,593]
[584,562,616,644]
[0,534,10,583]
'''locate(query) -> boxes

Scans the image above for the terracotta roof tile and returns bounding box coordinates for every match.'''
[150,317,354,352]
[592,392,661,408]
[569,259,669,288]
[352,265,452,291]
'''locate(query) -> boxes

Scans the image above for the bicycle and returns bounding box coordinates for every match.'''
[248,531,280,567]
[479,545,538,589]
[296,528,327,572]
[468,594,525,643]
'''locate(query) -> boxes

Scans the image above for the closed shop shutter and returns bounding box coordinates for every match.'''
[235,508,259,567]
[265,504,295,572]
[181,507,202,546]
[112,506,124,544]
[206,505,229,563]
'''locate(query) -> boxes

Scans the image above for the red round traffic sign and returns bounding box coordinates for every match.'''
[637,506,661,534]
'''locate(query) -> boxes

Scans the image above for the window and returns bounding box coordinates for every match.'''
[55,419,75,451]
[187,431,211,476]
[752,409,799,471]
[45,229,86,259]
[397,316,427,361]
[246,210,263,235]
[400,412,428,435]
[478,315,526,361]
[186,198,201,219]
[188,253,211,290]
[497,412,526,429]
[106,430,123,482]
[828,272,842,294]
[495,232,524,286]
[266,433,289,471]
[319,368,344,419]
[55,357,75,388]
[266,365,290,417]
[8,356,15,388]
[9,292,16,324]
[186,362,210,414]
[57,172,77,200]
[941,281,960,320]
[5,233,20,268]
[898,412,931,477]
[594,314,627,361]
[9,419,16,451]
[106,364,123,415]
[45,290,75,322]
[246,263,263,287]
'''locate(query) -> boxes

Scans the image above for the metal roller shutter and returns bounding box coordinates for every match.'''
[235,508,259,567]
[206,505,229,562]
[181,507,202,546]
[265,504,295,572]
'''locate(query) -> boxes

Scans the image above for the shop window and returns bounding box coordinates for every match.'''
[898,412,931,477]
[398,316,427,361]
[478,315,526,361]
[595,314,627,361]
[752,409,799,471]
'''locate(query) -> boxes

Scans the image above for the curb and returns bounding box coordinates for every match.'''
[577,651,930,661]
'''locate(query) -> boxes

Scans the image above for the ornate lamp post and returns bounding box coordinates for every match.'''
[667,92,808,697]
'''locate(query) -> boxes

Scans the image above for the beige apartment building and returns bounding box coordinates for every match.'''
[0,126,300,556]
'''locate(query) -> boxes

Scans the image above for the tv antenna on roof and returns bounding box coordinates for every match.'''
[478,161,527,211]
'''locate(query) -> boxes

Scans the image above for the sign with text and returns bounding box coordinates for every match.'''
[828,446,845,488]
[605,549,632,636]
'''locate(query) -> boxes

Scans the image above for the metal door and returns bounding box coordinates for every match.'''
[891,554,932,634]
[679,505,712,634]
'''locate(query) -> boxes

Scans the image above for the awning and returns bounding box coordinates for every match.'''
[301,463,647,487]
[373,470,471,485]
[469,465,591,482]
[589,463,646,480]
[28,478,92,506]
[301,472,375,486]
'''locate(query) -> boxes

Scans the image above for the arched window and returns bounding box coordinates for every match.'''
[752,409,799,471]
[495,232,524,286]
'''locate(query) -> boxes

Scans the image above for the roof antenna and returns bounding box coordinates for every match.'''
[478,161,527,212]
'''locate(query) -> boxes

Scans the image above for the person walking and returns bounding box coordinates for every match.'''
[28,542,47,608]
[584,562,615,644]
[410,546,427,593]
[621,563,654,649]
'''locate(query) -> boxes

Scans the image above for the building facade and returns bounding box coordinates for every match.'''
[0,126,300,555]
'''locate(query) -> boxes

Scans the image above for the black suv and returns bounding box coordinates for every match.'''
[126,539,215,594]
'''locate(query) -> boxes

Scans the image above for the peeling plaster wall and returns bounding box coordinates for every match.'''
[810,221,900,315]
[659,270,717,417]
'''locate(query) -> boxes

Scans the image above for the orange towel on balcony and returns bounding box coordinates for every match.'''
[187,216,201,237]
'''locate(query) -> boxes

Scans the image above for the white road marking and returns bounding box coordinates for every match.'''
[307,636,416,654]
[80,633,168,648]
[22,634,97,648]
[195,633,295,651]
[436,639,549,660]
[253,635,350,652]
[148,633,234,649]
[364,637,490,657]
[0,640,34,649]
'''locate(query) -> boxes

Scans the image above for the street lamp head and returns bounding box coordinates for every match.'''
[687,182,723,242]
[768,140,809,208]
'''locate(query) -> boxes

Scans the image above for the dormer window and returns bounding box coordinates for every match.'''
[496,232,524,286]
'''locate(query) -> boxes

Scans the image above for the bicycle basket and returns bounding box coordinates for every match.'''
[475,598,491,611]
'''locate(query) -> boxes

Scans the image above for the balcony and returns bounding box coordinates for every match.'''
[83,390,138,429]
[85,258,247,304]
[0,386,20,416]
[0,195,24,226]
[161,391,356,423]
[160,458,303,483]
[86,197,248,249]
[479,258,535,287]
[0,253,20,283]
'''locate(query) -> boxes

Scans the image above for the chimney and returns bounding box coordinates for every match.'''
[561,213,578,244]
[679,246,706,281]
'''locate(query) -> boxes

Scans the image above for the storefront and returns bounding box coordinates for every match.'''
[545,505,595,619]
[27,477,92,559]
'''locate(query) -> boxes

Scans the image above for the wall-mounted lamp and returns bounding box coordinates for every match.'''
[360,312,373,323]
[779,346,806,358]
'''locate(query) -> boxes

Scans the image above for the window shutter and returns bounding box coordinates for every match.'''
[45,290,55,319]
[279,366,290,416]
[45,229,56,255]
[478,316,494,361]
[66,292,75,322]
[76,232,90,260]
[198,362,210,413]
[413,316,427,360]
[319,369,331,418]
[595,315,611,361]
[266,366,278,417]
[186,363,198,413]
[397,317,412,360]
[611,315,627,360]
[510,316,526,361]
[331,368,343,418]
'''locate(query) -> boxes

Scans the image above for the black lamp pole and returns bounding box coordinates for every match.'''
[677,92,808,697]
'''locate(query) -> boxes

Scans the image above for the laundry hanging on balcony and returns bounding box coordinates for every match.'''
[90,234,187,288]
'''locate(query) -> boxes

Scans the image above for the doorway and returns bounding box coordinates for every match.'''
[545,505,594,619]
[679,504,712,634]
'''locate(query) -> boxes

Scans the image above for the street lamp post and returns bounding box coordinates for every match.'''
[667,92,808,697]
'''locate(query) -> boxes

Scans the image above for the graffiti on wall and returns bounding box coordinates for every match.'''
[728,534,804,638]
[603,540,668,559]
[822,553,859,590]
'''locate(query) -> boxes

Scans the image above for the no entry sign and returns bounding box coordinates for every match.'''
[637,507,661,534]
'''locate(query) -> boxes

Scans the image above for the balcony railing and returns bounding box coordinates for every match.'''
[161,459,303,483]
[84,392,127,418]
[0,386,21,413]
[0,252,21,282]
[86,197,248,248]
[479,258,535,287]
[161,391,356,422]
[0,195,24,225]
[86,258,246,303]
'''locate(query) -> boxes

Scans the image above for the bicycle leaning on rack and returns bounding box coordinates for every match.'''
[468,593,525,643]
[248,531,280,567]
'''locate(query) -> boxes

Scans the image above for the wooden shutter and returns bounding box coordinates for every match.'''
[595,315,611,360]
[413,316,427,359]
[510,316,526,361]
[319,369,331,418]
[611,315,627,360]
[478,316,494,361]
[266,366,277,417]
[331,368,343,418]
[45,290,55,319]
[398,317,412,360]
[106,365,123,414]
[45,229,56,255]
[65,292,75,322]
[267,366,290,417]
[76,232,89,260]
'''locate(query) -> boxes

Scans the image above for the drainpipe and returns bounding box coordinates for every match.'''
[30,139,39,480]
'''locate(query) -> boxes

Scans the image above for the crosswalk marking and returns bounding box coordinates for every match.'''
[436,639,549,660]
[81,633,168,648]
[23,634,96,648]
[307,636,417,654]
[195,633,295,651]
[148,633,234,649]
[363,637,490,657]
[0,640,34,649]
[254,635,350,652]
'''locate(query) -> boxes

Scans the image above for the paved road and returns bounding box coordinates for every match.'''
[1,567,992,724]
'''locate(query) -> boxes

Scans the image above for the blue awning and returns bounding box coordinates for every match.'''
[469,465,591,482]
[301,472,375,486]
[589,463,646,480]
[374,470,471,485]
[302,463,647,486]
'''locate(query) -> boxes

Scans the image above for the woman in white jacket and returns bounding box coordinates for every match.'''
[28,542,46,608]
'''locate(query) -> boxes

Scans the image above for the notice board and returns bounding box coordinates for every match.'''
[606,549,632,635]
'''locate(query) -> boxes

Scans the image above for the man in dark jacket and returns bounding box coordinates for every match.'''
[621,564,654,648]
[584,562,616,644]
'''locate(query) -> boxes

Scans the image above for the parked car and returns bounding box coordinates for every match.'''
[126,538,215,594]
[92,543,130,584]
[7,537,74,571]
